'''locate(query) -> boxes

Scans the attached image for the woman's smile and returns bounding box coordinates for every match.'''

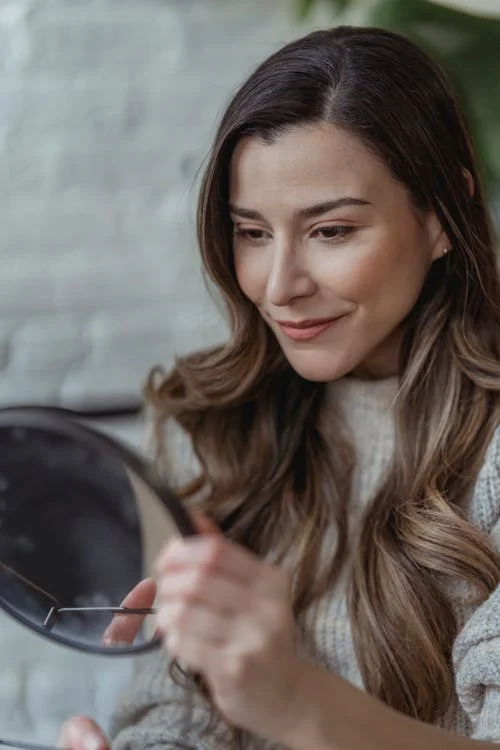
[274,315,347,342]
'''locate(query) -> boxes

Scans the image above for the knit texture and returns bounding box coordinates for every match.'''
[112,377,500,749]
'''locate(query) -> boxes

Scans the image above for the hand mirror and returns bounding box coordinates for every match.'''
[0,406,197,750]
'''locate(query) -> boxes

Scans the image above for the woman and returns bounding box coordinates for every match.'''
[60,25,500,750]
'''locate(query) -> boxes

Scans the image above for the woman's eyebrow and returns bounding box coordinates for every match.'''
[228,197,371,220]
[299,197,371,218]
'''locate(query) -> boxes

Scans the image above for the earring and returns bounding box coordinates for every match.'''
[442,247,449,256]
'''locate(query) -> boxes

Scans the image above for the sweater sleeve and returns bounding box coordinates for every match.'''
[453,582,500,742]
[452,428,500,742]
[110,650,233,750]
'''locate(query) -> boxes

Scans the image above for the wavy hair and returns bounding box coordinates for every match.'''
[145,26,500,723]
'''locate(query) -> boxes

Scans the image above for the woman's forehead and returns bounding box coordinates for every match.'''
[229,124,403,214]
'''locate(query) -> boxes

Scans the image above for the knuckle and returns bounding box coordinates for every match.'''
[158,578,172,604]
[161,601,187,631]
[223,654,249,686]
[187,569,206,599]
[172,602,187,629]
[167,629,182,655]
[250,631,269,657]
[203,536,224,568]
[155,608,168,633]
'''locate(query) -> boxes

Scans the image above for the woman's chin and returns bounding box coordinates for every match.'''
[284,353,353,383]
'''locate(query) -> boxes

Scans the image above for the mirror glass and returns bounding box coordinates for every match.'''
[0,407,195,657]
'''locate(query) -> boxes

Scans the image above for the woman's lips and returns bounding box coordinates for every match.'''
[276,317,340,341]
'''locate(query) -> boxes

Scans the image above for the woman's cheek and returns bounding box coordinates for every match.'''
[234,253,269,305]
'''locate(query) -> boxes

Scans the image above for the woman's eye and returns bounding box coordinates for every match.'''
[233,227,269,241]
[312,226,355,241]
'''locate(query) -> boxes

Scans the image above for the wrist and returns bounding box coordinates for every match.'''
[279,660,337,750]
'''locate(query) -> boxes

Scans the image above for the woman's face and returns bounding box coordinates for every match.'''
[229,123,448,381]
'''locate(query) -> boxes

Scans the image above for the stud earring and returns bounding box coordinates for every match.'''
[442,247,449,256]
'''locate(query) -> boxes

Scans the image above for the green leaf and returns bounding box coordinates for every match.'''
[294,0,500,195]
[364,0,500,194]
[297,0,354,18]
[296,0,317,19]
[330,0,354,11]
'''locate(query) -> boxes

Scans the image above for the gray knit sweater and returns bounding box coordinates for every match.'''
[112,377,500,748]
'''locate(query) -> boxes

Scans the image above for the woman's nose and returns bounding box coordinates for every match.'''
[266,245,316,307]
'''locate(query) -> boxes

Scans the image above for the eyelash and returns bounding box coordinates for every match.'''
[313,226,354,241]
[232,226,355,242]
[233,228,268,241]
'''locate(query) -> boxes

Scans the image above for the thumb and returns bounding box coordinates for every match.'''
[190,511,221,536]
[58,716,109,750]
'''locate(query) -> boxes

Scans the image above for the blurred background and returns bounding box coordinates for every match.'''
[0,0,497,744]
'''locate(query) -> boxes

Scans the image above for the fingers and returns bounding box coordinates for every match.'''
[158,567,246,612]
[58,716,109,750]
[159,597,289,680]
[120,576,157,609]
[102,577,157,646]
[158,599,227,645]
[156,535,283,593]
[153,523,294,692]
[190,511,221,536]
[158,580,287,655]
[165,630,223,674]
[156,541,289,661]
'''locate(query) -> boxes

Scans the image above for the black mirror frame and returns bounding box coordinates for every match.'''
[0,405,197,657]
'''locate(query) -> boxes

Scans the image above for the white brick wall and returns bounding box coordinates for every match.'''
[0,0,324,743]
[0,0,328,413]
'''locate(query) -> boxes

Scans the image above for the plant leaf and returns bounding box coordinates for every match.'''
[297,0,354,18]
[296,0,317,19]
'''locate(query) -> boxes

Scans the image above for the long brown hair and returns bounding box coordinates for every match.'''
[146,26,500,723]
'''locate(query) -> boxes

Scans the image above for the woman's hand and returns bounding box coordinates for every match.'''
[57,578,157,750]
[155,515,306,744]
[102,576,157,645]
[58,715,109,750]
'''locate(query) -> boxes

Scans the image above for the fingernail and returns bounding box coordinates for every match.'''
[66,726,104,750]
[102,633,127,647]
[102,627,114,645]
[83,735,103,750]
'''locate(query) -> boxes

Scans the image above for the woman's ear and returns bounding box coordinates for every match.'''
[428,168,473,262]
[427,211,451,262]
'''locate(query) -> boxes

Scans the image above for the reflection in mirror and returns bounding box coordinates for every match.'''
[0,408,196,750]
[0,409,195,654]
[0,560,155,637]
